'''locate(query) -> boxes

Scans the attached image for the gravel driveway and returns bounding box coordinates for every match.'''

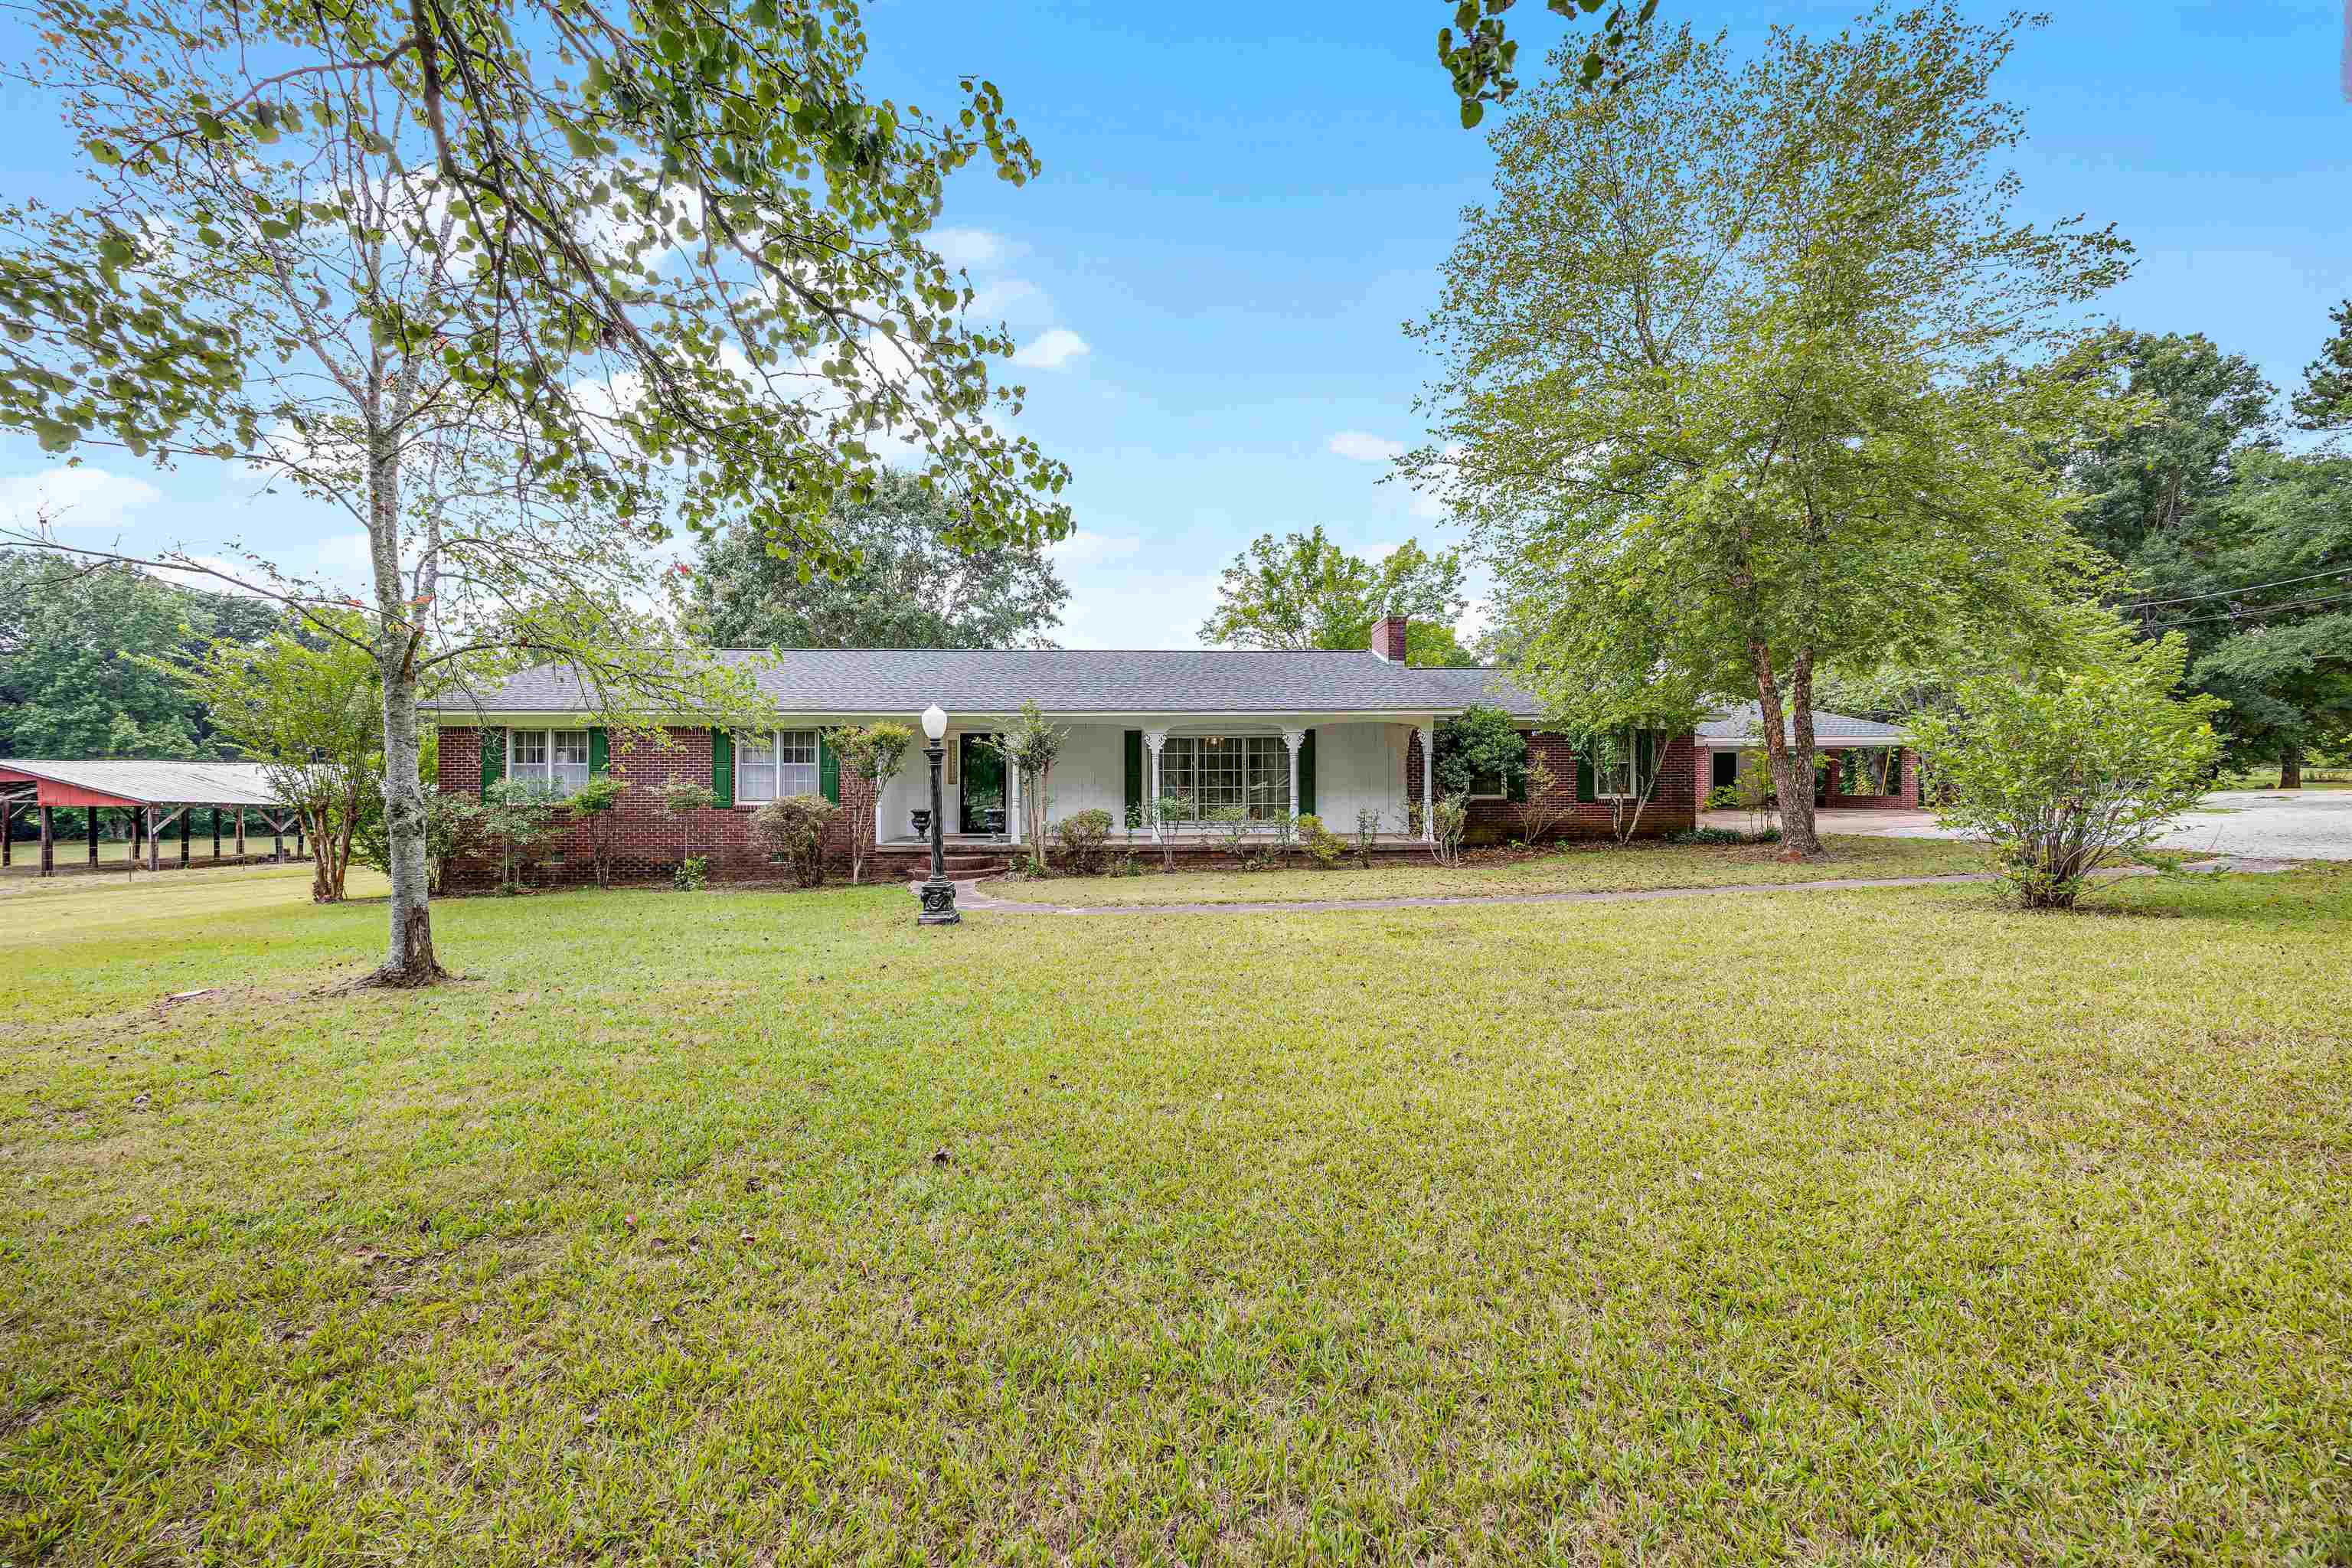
[1774,789,2352,861]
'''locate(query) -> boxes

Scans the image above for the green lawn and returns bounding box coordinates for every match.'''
[5,867,2350,1563]
[991,833,1995,906]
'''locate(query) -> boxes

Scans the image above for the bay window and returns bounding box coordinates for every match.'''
[737,730,821,803]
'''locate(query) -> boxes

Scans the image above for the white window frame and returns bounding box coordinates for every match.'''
[508,727,591,792]
[1594,727,1640,800]
[1158,733,1292,823]
[734,729,822,804]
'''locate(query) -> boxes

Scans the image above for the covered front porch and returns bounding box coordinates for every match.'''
[871,715,1441,849]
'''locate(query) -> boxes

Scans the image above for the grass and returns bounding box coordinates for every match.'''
[5,866,2350,1563]
[990,833,1998,906]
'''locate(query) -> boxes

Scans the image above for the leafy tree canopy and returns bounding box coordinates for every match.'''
[1406,8,2129,856]
[1198,526,1469,656]
[0,554,280,759]
[687,470,1068,648]
[2292,298,2352,436]
[2052,328,2275,562]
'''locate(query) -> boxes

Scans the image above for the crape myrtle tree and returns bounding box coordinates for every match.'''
[2,0,1071,983]
[1405,8,2130,858]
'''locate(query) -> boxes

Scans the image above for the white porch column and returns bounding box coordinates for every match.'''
[1007,748,1022,846]
[1417,722,1436,842]
[1282,727,1305,820]
[1144,730,1167,839]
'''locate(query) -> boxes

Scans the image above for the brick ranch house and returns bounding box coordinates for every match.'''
[425,616,1916,887]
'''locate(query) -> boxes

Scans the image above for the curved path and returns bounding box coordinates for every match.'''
[936,855,2295,918]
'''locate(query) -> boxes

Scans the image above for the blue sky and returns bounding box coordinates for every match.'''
[2,0,2345,648]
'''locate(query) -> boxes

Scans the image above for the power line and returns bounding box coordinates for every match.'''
[2152,587,2352,628]
[2121,563,2352,609]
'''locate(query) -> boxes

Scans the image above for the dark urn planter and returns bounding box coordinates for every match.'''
[910,808,933,838]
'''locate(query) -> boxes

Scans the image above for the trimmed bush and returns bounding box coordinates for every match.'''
[1054,808,1115,875]
[752,794,839,887]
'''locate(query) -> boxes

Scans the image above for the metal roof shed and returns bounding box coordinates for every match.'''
[0,760,300,877]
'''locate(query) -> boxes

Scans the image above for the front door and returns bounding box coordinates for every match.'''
[1711,750,1738,791]
[959,733,1005,836]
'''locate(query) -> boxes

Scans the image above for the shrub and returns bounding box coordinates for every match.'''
[1054,808,1115,875]
[671,855,708,892]
[1354,808,1383,867]
[658,776,720,880]
[1210,803,1253,862]
[1430,792,1470,866]
[1433,704,1528,801]
[1152,795,1192,871]
[1909,635,2221,910]
[1669,825,1750,845]
[565,773,629,887]
[479,778,566,893]
[752,794,839,887]
[1297,812,1344,869]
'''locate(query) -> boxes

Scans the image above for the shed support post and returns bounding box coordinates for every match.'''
[235,810,246,859]
[2,802,11,867]
[39,805,54,877]
[212,808,221,860]
[181,810,192,866]
[272,815,284,863]
[88,808,100,868]
[146,806,161,873]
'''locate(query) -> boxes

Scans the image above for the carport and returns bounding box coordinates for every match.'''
[0,760,301,877]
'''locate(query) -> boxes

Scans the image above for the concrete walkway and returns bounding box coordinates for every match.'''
[1744,790,2352,862]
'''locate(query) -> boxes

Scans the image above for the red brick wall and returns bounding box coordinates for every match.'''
[436,724,876,890]
[1423,728,1699,843]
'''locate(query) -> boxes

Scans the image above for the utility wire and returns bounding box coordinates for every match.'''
[2151,587,2352,628]
[2121,563,2352,609]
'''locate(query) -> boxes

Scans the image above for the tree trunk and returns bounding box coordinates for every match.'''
[2280,746,2302,790]
[1748,642,1824,860]
[1782,658,1824,858]
[362,433,447,988]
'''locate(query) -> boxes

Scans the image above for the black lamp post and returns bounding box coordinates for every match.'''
[916,702,959,926]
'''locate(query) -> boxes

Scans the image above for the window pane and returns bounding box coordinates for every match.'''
[737,732,778,802]
[778,730,819,797]
[511,730,549,783]
[552,730,591,792]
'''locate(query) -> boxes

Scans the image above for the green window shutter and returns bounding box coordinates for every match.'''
[1576,746,1596,802]
[1298,729,1316,815]
[1123,730,1143,821]
[711,729,734,808]
[1508,732,1529,802]
[589,726,609,777]
[818,733,841,803]
[481,728,505,795]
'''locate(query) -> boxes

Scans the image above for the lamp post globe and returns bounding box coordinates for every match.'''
[916,705,959,926]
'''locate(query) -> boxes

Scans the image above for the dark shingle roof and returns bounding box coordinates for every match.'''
[1697,703,1905,743]
[423,648,1546,718]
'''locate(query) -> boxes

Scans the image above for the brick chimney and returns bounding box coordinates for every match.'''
[1367,615,1410,663]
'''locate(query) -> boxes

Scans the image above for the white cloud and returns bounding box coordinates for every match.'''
[0,468,165,528]
[1048,529,1142,565]
[1364,541,1401,560]
[317,531,375,575]
[1328,430,1406,464]
[965,278,1056,326]
[1409,492,1449,522]
[930,227,1016,271]
[1012,328,1091,371]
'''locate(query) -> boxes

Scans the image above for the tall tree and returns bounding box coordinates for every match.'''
[1198,527,1468,655]
[0,554,279,759]
[2,0,1069,983]
[1406,10,2129,857]
[2291,299,2352,438]
[2053,329,2275,561]
[688,470,1068,648]
[2137,449,2352,784]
